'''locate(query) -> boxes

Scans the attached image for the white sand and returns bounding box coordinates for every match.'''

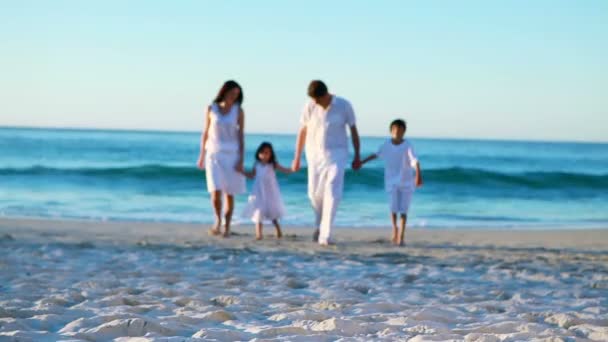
[1,217,607,341]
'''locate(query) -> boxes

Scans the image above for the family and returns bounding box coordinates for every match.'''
[196,80,423,246]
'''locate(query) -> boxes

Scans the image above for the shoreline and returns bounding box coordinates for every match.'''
[1,216,607,253]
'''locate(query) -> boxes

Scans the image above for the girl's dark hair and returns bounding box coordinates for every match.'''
[255,142,278,168]
[213,80,244,105]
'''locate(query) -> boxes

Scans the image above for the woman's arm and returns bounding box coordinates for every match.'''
[236,108,245,172]
[196,106,212,169]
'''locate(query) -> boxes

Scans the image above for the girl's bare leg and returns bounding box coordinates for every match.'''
[398,214,407,246]
[209,191,222,235]
[223,194,234,238]
[255,222,263,240]
[272,219,282,239]
[390,212,398,244]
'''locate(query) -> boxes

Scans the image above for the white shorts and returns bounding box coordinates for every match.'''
[205,151,246,195]
[389,188,413,214]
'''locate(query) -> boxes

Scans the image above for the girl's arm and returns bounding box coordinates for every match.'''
[240,164,256,179]
[236,108,245,172]
[359,153,378,167]
[196,106,212,169]
[275,163,294,174]
[414,162,423,187]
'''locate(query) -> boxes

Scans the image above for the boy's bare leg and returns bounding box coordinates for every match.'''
[209,191,222,235]
[398,214,407,246]
[223,194,234,238]
[390,212,398,244]
[255,222,263,240]
[272,219,283,239]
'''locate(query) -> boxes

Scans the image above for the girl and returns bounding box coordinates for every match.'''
[197,80,246,238]
[241,142,292,240]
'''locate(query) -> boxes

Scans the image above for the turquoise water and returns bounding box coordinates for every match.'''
[1,127,607,228]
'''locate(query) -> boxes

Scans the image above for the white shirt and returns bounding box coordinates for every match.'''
[376,138,419,192]
[300,96,356,167]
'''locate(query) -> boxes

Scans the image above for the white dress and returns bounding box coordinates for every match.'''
[204,103,246,195]
[242,163,286,223]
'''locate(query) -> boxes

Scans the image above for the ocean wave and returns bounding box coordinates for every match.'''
[2,165,608,190]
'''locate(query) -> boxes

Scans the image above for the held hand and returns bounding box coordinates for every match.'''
[234,160,244,173]
[291,158,301,172]
[196,155,205,170]
[351,156,362,171]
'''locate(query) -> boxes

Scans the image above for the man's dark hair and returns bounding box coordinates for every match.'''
[307,80,328,98]
[390,119,407,131]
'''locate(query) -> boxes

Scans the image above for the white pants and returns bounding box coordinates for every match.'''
[389,188,413,214]
[307,162,345,244]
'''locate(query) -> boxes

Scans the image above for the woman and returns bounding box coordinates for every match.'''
[197,80,246,237]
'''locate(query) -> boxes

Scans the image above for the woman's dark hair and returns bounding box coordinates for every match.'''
[390,119,407,131]
[214,80,244,105]
[255,141,278,168]
[307,80,328,98]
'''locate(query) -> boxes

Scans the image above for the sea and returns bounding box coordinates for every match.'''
[1,127,607,229]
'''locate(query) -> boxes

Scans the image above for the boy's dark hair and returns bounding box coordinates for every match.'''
[214,80,244,105]
[307,80,328,98]
[390,119,407,131]
[255,141,278,168]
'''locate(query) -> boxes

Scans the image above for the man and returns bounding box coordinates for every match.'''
[292,80,361,245]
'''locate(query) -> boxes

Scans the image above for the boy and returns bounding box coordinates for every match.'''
[360,119,423,245]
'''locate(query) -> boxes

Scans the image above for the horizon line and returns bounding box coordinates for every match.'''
[1,124,606,145]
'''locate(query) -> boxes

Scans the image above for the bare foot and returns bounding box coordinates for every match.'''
[312,229,320,242]
[276,231,282,239]
[256,235,262,240]
[319,240,336,247]
[222,230,230,238]
[208,223,221,236]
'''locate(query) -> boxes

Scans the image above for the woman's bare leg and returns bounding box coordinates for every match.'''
[223,194,234,237]
[209,191,222,235]
[272,219,282,239]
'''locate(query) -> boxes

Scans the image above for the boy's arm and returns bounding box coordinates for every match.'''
[414,162,423,187]
[275,163,294,174]
[360,153,378,166]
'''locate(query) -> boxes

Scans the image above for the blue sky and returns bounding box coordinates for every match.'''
[1,0,607,141]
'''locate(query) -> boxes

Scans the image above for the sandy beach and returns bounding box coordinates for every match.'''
[1,217,607,341]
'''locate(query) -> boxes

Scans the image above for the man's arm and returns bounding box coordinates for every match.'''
[292,126,307,171]
[350,125,361,170]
